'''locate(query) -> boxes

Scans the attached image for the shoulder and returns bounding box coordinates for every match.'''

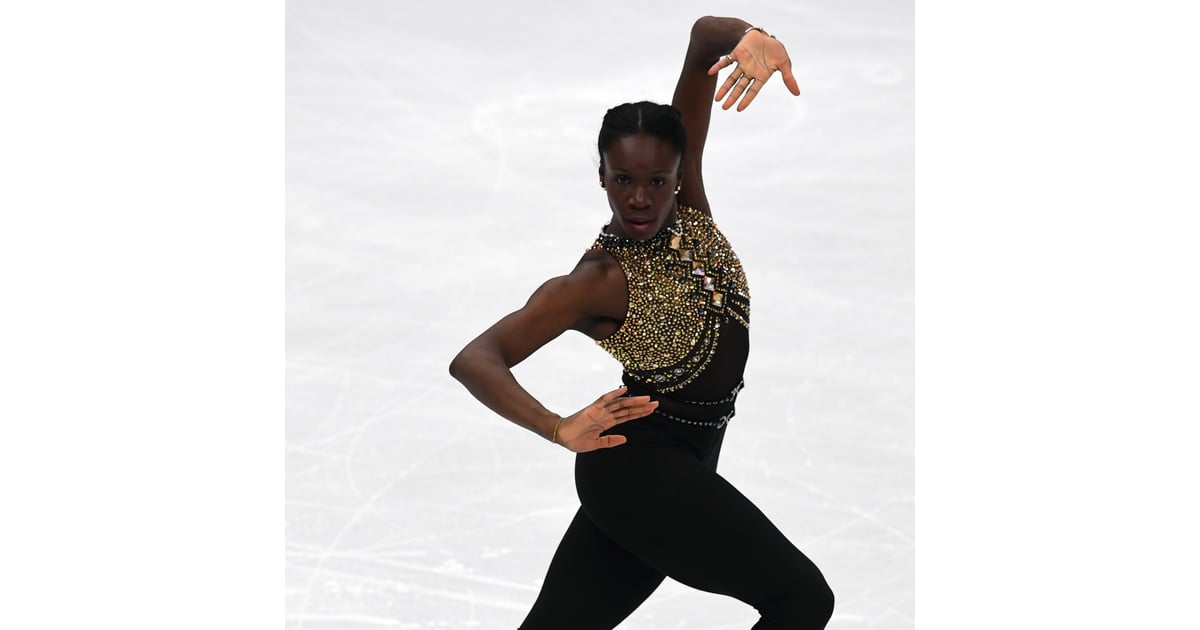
[573,247,622,280]
[565,249,627,319]
[519,249,624,317]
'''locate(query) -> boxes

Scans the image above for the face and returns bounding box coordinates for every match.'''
[599,133,682,241]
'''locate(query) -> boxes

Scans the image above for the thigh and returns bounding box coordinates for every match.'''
[576,444,826,608]
[520,507,665,630]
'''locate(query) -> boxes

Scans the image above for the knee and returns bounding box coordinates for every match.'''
[812,578,835,626]
[758,574,834,629]
[803,578,836,628]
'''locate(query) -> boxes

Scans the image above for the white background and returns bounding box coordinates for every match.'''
[2,1,1198,629]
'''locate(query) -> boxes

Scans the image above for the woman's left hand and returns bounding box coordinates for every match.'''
[707,29,802,112]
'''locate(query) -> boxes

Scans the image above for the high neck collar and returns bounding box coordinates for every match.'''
[598,205,682,249]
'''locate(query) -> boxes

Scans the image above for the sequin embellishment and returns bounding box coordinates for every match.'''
[590,204,750,392]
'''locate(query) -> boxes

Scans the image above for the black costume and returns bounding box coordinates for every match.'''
[520,205,834,630]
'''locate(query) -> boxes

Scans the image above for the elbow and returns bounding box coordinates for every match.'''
[692,15,718,32]
[688,16,735,63]
[690,16,718,42]
[448,349,469,382]
[450,336,509,384]
[692,15,734,39]
[449,344,489,383]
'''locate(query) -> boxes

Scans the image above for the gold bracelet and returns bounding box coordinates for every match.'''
[551,416,564,444]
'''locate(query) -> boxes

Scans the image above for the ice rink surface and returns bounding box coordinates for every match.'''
[287,1,912,627]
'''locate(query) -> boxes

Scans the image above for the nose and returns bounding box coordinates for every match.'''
[629,186,650,207]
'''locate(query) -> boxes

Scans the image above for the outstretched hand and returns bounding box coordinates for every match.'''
[708,29,802,112]
[554,386,658,453]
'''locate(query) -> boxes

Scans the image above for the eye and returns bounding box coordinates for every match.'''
[615,175,630,185]
[651,177,666,187]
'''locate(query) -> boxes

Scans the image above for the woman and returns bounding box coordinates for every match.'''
[449,15,834,630]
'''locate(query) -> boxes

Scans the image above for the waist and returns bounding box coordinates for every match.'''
[622,375,744,428]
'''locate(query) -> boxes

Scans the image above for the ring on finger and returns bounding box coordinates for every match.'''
[722,54,734,65]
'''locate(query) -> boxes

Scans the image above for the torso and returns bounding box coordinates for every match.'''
[584,204,751,417]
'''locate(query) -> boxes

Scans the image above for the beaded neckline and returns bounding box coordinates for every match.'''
[596,207,682,249]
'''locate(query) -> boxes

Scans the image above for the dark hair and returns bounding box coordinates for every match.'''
[597,101,687,168]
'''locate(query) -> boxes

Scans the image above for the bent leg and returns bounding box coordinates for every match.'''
[520,507,665,630]
[576,445,834,629]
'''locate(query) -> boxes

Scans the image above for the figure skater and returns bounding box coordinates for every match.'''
[450,15,834,629]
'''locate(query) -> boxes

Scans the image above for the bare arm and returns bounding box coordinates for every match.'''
[448,259,657,451]
[672,16,802,216]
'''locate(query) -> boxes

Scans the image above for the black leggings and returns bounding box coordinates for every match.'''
[520,416,834,629]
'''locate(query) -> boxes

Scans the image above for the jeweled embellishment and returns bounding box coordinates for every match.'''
[589,204,751,392]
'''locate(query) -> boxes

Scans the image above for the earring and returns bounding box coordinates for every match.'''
[675,185,682,193]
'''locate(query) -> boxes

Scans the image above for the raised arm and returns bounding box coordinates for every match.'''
[672,16,802,216]
[448,256,658,452]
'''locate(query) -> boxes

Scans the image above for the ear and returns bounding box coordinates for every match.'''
[598,165,606,188]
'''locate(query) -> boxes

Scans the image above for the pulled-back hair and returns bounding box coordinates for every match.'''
[597,101,687,168]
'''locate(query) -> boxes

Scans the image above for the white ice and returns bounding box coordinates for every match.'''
[287,1,912,627]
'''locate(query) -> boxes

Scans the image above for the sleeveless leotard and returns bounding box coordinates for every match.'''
[589,204,750,428]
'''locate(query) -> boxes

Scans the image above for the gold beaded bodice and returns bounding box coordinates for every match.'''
[590,204,750,393]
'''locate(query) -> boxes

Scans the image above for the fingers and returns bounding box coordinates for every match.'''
[714,49,802,111]
[595,385,629,406]
[582,388,650,415]
[722,74,763,111]
[597,434,627,449]
[735,79,767,112]
[780,60,801,96]
[715,68,740,102]
[560,387,658,452]
[607,396,658,422]
[570,433,628,453]
[719,74,746,109]
[595,387,654,417]
[707,53,735,77]
[583,388,658,425]
[560,390,658,452]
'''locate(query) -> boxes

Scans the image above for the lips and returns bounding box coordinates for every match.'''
[625,217,654,235]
